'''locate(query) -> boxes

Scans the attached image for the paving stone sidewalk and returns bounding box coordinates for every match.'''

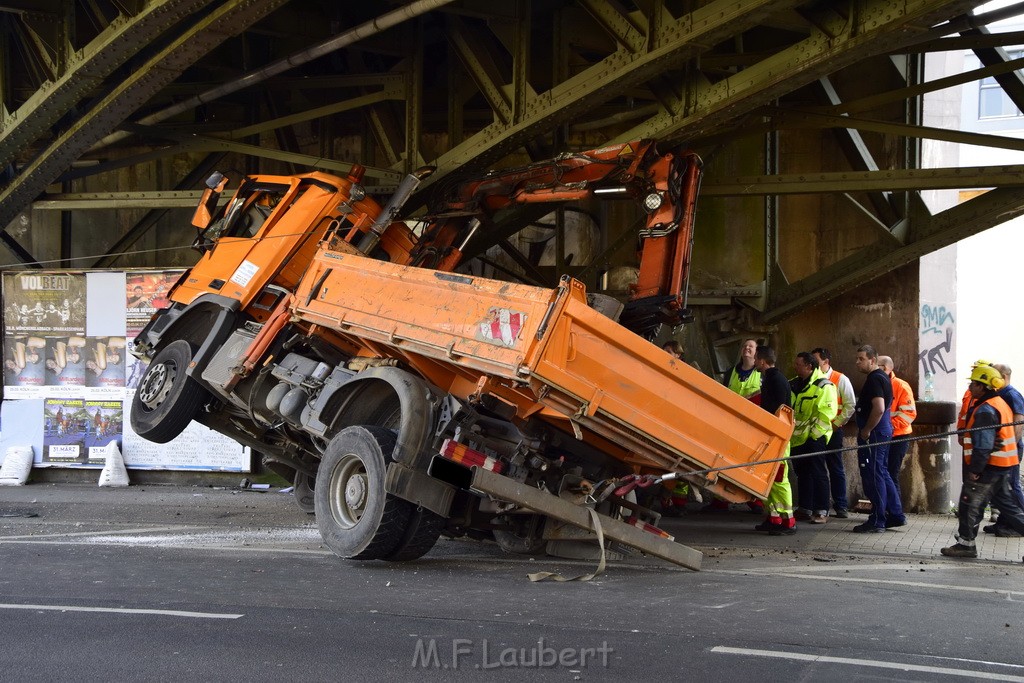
[660,509,1024,563]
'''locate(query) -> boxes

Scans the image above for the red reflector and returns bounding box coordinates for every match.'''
[439,438,504,474]
[624,516,674,541]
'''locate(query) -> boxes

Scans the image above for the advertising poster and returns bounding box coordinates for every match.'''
[84,399,123,463]
[43,397,87,463]
[1,268,249,472]
[126,270,182,336]
[45,336,87,388]
[3,272,86,335]
[3,335,47,396]
[125,271,183,396]
[85,336,126,391]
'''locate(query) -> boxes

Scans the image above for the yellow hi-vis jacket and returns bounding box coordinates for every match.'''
[726,364,762,398]
[791,367,838,448]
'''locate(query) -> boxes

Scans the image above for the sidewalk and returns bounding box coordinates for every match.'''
[659,507,1024,563]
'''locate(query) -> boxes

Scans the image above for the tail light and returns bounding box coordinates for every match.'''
[439,438,504,474]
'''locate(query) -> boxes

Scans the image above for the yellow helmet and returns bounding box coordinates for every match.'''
[969,364,1005,389]
[972,358,994,368]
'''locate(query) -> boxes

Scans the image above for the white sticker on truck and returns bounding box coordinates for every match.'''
[477,307,526,347]
[230,260,259,287]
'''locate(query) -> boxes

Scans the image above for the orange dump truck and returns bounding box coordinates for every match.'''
[130,141,793,570]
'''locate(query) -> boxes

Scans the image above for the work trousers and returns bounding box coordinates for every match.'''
[887,437,912,500]
[956,468,1024,546]
[824,427,848,511]
[765,450,793,521]
[792,437,830,515]
[857,431,905,529]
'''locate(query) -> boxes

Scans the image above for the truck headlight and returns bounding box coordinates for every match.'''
[643,192,663,213]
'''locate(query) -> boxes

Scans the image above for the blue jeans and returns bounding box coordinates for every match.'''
[858,431,904,528]
[887,438,911,500]
[824,427,848,510]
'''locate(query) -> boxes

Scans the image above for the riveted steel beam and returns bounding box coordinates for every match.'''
[966,27,1024,118]
[92,152,225,268]
[702,165,1024,196]
[405,21,424,172]
[578,0,646,54]
[18,1,68,80]
[33,190,204,209]
[824,54,1024,116]
[120,124,404,183]
[616,0,980,146]
[413,0,803,200]
[447,15,513,125]
[0,0,289,232]
[777,109,1024,154]
[764,186,1024,323]
[223,87,403,140]
[814,76,898,226]
[0,0,217,170]
[896,30,1024,54]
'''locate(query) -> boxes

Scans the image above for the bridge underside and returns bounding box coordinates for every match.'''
[2,0,1023,334]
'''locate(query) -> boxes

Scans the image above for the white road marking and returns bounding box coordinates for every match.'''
[722,563,908,574]
[712,646,1024,682]
[714,569,1024,597]
[0,526,201,541]
[0,603,243,620]
[0,539,332,555]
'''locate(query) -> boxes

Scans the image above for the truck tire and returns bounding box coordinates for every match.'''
[293,470,316,515]
[130,340,207,444]
[315,426,413,560]
[383,506,444,562]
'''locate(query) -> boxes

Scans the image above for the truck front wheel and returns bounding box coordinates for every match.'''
[130,340,207,443]
[315,426,413,560]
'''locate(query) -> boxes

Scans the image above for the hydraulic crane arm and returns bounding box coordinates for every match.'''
[398,139,702,334]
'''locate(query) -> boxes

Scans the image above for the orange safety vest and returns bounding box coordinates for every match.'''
[964,395,1019,468]
[957,388,973,430]
[826,369,846,408]
[889,373,916,436]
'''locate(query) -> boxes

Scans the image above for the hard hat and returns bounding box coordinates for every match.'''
[968,364,1005,389]
[972,358,993,368]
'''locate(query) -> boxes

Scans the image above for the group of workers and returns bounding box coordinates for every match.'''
[729,341,912,535]
[665,339,1024,561]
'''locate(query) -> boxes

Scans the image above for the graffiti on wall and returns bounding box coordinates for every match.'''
[919,303,956,399]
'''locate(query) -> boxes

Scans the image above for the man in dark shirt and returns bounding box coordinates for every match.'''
[752,346,796,535]
[853,344,906,533]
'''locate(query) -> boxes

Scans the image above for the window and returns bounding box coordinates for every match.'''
[978,50,1024,119]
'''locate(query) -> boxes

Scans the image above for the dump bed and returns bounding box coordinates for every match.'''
[292,247,793,501]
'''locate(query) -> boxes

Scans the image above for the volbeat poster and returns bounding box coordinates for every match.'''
[3,272,86,335]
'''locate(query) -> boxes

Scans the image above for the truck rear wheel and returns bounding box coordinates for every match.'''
[315,426,413,560]
[293,470,316,515]
[383,506,444,562]
[130,340,207,444]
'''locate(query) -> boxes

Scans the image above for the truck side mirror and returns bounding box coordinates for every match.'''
[191,172,229,230]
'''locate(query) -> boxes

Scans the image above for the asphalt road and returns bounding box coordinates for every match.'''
[1,485,1023,681]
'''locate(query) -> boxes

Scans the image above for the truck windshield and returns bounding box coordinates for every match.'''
[202,180,293,242]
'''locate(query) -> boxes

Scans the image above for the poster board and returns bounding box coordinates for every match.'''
[1,270,249,472]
